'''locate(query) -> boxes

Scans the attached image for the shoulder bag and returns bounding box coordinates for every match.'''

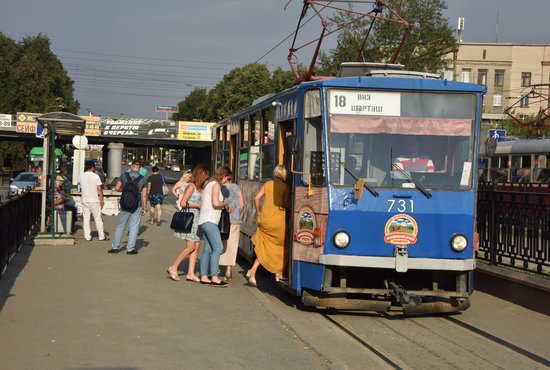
[161,174,169,196]
[170,203,194,233]
[218,207,230,240]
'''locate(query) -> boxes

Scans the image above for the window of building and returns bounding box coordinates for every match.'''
[443,70,453,81]
[494,70,504,86]
[521,72,531,87]
[477,69,487,86]
[482,49,486,60]
[520,96,529,108]
[493,94,503,107]
[461,69,471,83]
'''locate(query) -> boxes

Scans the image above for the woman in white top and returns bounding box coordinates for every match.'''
[198,166,232,287]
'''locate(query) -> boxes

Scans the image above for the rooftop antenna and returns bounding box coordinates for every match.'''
[457,17,464,43]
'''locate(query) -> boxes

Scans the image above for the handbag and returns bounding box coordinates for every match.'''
[170,204,194,233]
[161,175,169,196]
[218,207,231,240]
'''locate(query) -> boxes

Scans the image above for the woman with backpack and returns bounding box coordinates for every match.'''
[167,164,209,282]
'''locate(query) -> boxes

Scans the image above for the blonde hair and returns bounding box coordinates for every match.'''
[273,165,287,181]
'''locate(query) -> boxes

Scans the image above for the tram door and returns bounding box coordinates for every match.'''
[279,120,294,282]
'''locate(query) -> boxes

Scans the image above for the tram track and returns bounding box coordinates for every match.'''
[442,316,550,368]
[321,312,405,370]
[319,310,549,369]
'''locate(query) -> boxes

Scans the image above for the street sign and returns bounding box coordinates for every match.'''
[155,105,179,113]
[488,129,507,142]
[36,121,45,138]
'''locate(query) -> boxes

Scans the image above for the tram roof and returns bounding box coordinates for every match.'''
[494,138,550,155]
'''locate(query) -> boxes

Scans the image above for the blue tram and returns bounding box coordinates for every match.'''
[212,63,486,314]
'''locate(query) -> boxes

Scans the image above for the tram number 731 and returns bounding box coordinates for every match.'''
[387,199,414,213]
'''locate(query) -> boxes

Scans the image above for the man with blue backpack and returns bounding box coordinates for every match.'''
[108,161,149,255]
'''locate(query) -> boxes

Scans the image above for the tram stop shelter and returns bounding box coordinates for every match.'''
[36,112,85,242]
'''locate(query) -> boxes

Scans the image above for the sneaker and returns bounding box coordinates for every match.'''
[127,250,138,255]
[108,248,122,254]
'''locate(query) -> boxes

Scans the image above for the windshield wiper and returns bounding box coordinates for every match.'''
[339,161,379,197]
[391,163,432,199]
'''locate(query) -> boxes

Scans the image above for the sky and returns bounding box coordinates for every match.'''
[0,0,548,120]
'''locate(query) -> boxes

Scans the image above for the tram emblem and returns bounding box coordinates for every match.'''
[295,206,316,245]
[384,214,418,245]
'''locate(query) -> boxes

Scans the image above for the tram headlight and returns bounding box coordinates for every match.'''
[333,231,350,249]
[450,234,468,252]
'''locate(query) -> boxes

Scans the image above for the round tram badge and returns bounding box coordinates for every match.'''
[384,214,418,245]
[295,206,316,245]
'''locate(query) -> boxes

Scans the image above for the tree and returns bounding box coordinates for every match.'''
[0,33,79,114]
[317,0,457,75]
[172,87,207,121]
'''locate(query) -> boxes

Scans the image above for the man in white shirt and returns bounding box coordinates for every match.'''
[78,161,107,241]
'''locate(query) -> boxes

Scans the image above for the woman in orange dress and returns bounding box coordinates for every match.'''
[246,165,288,286]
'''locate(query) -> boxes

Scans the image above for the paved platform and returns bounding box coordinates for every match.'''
[0,204,329,369]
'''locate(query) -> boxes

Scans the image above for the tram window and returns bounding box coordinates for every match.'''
[261,108,275,179]
[217,128,223,151]
[248,112,261,180]
[240,118,249,148]
[238,149,248,180]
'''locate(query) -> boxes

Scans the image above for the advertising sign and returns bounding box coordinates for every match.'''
[100,117,177,139]
[16,112,41,134]
[177,121,215,141]
[82,116,100,136]
[0,114,14,131]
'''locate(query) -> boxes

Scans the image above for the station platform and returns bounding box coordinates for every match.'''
[0,203,329,369]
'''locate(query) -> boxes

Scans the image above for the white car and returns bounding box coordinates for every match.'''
[171,164,181,172]
[9,172,40,195]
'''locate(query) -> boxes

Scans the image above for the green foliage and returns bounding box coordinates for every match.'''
[0,32,79,115]
[317,0,457,75]
[176,63,297,122]
[0,141,31,170]
[173,87,207,121]
[489,116,550,138]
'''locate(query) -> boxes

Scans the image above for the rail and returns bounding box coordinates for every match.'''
[477,182,550,276]
[0,190,41,277]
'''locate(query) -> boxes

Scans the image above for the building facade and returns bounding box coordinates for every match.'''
[445,43,550,116]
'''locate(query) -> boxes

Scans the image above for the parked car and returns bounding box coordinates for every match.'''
[165,164,172,170]
[171,164,181,172]
[9,172,40,195]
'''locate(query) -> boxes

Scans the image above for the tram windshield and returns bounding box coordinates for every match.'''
[327,90,477,190]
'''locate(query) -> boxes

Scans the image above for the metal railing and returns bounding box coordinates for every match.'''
[0,190,41,277]
[477,182,550,276]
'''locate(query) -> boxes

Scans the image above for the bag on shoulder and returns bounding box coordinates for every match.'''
[119,172,142,212]
[218,207,230,240]
[170,203,194,233]
[161,175,169,196]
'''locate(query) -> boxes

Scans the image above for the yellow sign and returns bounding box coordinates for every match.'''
[177,121,214,141]
[82,116,100,136]
[16,112,40,134]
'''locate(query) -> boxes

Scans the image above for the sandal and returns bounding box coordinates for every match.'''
[167,266,180,281]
